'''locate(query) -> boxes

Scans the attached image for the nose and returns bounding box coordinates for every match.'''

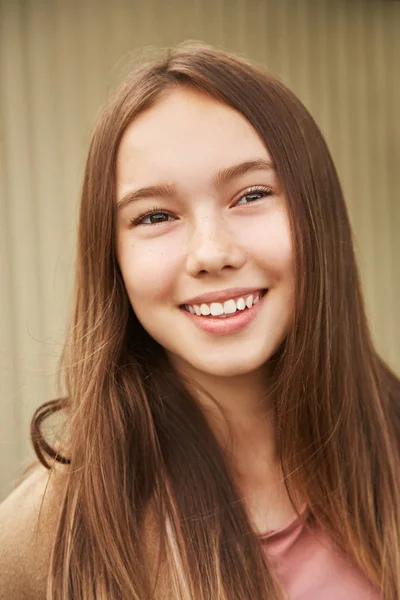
[185,214,246,277]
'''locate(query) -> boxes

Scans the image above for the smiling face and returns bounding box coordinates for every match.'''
[115,87,294,382]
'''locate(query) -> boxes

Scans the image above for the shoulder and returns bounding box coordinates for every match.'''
[0,462,67,600]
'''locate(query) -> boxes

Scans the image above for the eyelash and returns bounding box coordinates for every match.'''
[129,185,273,227]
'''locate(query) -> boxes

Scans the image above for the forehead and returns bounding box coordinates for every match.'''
[116,87,272,187]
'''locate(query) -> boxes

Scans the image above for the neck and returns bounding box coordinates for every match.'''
[167,354,278,468]
[166,353,300,532]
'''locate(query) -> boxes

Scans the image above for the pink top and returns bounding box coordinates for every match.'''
[260,511,380,599]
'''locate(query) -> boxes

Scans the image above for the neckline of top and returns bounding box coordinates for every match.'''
[257,504,311,541]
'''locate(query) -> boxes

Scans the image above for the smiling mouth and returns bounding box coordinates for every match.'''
[180,289,268,318]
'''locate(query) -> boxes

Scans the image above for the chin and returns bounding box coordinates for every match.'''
[186,350,273,379]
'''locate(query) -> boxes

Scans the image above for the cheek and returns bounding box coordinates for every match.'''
[268,235,294,284]
[117,236,182,305]
[246,210,294,283]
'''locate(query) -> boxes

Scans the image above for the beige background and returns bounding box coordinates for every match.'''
[1,0,399,500]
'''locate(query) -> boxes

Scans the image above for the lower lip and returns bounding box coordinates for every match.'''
[180,290,267,336]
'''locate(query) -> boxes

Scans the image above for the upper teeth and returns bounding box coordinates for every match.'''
[185,292,263,316]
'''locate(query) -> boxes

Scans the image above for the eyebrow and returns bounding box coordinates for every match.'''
[116,158,274,211]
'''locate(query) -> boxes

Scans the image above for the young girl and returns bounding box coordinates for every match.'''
[1,43,399,600]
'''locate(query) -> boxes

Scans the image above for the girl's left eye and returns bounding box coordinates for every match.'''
[235,185,273,206]
[129,186,273,227]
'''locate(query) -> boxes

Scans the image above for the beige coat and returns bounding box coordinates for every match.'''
[0,466,171,600]
[0,466,62,599]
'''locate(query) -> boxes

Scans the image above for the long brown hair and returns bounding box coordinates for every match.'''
[31,43,400,599]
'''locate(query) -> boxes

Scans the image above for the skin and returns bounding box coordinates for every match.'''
[115,88,297,531]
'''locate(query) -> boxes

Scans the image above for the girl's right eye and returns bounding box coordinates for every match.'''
[129,206,174,227]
